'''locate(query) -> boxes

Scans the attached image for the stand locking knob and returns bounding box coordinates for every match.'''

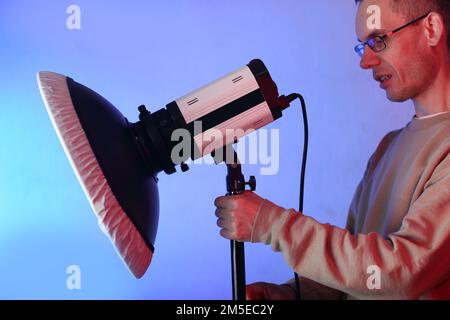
[180,162,189,172]
[245,176,256,191]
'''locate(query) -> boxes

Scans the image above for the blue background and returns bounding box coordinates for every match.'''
[0,0,413,299]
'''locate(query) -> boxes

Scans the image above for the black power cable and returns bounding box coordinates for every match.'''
[295,93,308,300]
[278,93,308,300]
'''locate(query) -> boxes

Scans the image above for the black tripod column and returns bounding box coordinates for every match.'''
[230,235,246,300]
[224,151,256,301]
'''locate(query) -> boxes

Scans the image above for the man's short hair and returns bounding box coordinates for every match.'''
[355,0,450,51]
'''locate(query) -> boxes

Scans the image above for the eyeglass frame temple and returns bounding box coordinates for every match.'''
[390,12,430,35]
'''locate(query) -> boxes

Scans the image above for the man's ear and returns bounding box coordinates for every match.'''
[423,12,445,47]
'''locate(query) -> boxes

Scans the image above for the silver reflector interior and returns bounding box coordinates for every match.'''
[37,71,159,278]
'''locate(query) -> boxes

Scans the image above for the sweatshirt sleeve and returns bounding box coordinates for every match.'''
[251,155,450,299]
[281,180,365,300]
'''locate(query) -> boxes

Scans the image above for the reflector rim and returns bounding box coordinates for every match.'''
[37,71,152,278]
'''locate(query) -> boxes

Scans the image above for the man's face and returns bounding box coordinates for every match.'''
[355,0,437,102]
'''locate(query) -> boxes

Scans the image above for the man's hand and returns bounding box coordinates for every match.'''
[214,191,265,242]
[246,282,297,300]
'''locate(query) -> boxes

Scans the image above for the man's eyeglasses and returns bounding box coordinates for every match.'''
[354,12,430,58]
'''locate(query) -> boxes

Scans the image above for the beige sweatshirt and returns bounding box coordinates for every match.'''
[251,112,450,299]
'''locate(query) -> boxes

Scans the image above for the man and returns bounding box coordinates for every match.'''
[214,0,450,299]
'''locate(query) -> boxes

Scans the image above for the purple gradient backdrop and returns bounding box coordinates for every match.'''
[0,0,413,299]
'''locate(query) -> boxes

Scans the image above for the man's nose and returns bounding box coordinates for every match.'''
[360,47,381,69]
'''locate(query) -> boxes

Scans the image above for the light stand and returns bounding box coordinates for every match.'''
[214,145,256,300]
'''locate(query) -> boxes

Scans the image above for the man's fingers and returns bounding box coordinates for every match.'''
[214,194,243,209]
[219,228,234,240]
[214,196,229,208]
[215,208,237,219]
[216,217,233,230]
[214,196,223,208]
[216,208,238,240]
[214,208,223,218]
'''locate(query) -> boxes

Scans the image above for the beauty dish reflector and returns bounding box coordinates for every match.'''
[38,71,158,278]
